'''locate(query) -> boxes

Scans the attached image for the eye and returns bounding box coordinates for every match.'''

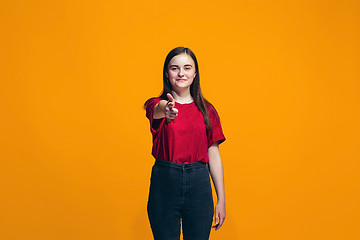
[185,66,191,70]
[171,67,178,71]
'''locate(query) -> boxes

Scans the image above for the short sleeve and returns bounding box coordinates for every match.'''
[207,104,226,148]
[145,97,166,135]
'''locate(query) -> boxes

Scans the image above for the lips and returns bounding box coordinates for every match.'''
[176,79,186,81]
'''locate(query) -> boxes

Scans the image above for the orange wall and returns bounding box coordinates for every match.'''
[1,0,359,239]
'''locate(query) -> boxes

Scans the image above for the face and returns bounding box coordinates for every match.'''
[166,53,197,91]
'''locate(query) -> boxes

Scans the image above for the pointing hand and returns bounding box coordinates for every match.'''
[165,93,178,123]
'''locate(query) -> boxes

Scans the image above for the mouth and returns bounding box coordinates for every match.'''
[176,79,186,81]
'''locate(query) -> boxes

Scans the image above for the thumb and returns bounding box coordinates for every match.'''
[167,93,175,103]
[215,213,219,224]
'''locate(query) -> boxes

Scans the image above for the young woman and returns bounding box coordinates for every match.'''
[143,47,226,240]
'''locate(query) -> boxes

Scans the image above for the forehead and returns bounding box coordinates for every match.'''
[168,53,195,66]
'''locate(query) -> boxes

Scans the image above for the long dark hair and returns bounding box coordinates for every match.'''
[143,46,213,131]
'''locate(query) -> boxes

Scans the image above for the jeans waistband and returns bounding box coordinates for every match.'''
[155,158,207,170]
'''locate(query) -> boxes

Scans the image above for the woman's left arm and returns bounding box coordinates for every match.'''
[208,141,226,231]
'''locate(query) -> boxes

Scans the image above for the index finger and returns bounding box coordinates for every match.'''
[216,217,225,230]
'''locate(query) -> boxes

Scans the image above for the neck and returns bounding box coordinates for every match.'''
[171,88,193,103]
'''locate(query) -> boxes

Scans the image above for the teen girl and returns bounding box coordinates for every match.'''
[143,47,226,240]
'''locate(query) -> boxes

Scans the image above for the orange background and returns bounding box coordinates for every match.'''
[1,0,359,239]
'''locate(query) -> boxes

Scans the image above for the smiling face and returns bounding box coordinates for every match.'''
[166,53,197,92]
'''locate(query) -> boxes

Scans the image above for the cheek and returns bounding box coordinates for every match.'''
[187,72,196,78]
[169,71,177,78]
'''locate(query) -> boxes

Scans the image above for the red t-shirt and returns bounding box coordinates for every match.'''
[145,97,226,164]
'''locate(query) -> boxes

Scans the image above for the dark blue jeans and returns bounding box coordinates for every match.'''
[147,159,214,240]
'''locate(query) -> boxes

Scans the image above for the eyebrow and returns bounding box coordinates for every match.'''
[169,64,193,68]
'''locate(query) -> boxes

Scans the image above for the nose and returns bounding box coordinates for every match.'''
[178,68,185,76]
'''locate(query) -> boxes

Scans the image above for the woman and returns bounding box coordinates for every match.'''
[143,46,226,240]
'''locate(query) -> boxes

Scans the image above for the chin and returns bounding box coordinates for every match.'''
[176,83,190,87]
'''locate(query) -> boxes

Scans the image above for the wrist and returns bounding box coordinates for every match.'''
[217,198,225,205]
